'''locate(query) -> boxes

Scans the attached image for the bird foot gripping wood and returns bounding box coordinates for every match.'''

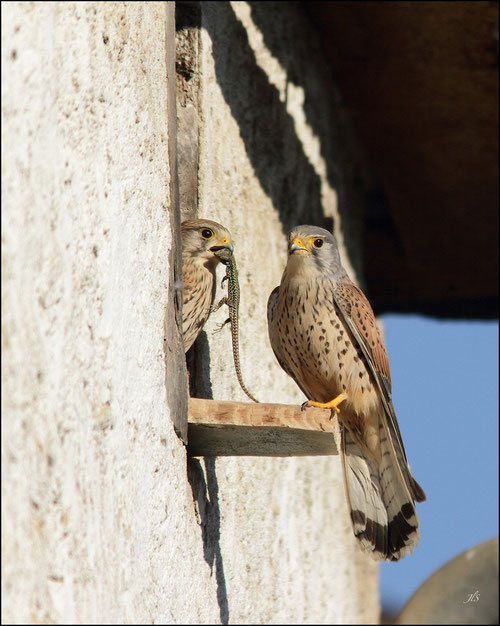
[301,393,347,414]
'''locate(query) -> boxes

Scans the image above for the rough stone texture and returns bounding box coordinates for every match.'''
[1,2,209,623]
[2,2,379,624]
[187,2,379,623]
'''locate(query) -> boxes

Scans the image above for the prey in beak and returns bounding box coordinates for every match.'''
[210,242,234,264]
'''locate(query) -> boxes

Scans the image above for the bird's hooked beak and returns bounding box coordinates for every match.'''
[210,239,234,264]
[289,237,310,256]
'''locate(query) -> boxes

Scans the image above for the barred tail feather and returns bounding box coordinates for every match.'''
[341,416,421,561]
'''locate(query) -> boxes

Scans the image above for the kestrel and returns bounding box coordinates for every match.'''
[181,219,233,352]
[267,225,425,561]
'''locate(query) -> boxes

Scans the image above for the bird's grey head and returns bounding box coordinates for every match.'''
[286,225,346,280]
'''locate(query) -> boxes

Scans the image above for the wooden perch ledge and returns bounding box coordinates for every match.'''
[187,398,339,457]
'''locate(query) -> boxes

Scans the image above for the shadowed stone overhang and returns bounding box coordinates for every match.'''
[306,1,498,319]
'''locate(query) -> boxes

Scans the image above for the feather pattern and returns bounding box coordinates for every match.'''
[181,219,233,352]
[267,225,425,561]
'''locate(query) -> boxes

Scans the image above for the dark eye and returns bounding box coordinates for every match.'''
[312,239,323,248]
[201,228,214,240]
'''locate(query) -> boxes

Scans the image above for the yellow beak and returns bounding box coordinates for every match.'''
[289,237,310,256]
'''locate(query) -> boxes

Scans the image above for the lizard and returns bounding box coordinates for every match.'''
[211,247,260,403]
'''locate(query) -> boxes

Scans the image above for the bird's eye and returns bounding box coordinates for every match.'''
[201,228,214,240]
[312,238,323,248]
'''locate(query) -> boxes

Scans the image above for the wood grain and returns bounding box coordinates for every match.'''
[164,3,189,443]
[187,398,339,457]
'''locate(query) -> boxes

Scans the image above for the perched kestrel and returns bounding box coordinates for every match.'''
[267,225,425,561]
[181,219,233,352]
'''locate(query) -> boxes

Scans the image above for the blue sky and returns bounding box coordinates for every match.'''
[378,315,499,614]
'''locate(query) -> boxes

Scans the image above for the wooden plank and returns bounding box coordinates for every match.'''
[187,398,339,457]
[175,1,201,221]
[164,2,188,443]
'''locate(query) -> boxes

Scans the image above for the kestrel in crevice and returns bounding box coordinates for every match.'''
[181,219,233,352]
[267,225,425,561]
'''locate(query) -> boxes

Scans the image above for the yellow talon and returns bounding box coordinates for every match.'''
[307,393,347,414]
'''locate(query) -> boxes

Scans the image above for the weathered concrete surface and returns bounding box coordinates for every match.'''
[2,2,379,624]
[1,2,209,623]
[187,2,379,623]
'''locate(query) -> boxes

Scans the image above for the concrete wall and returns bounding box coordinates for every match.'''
[2,2,378,623]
